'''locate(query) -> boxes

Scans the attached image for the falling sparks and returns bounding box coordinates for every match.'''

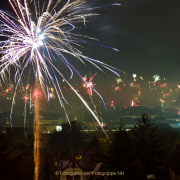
[0,0,121,129]
[116,77,123,83]
[153,74,161,83]
[159,83,167,88]
[82,73,97,95]
[0,1,121,179]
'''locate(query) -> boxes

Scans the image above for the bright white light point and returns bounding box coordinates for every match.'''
[23,40,30,44]
[33,43,38,48]
[153,74,161,83]
[133,74,137,78]
[113,48,119,51]
[113,3,121,5]
[39,41,43,46]
[56,126,62,132]
[37,28,41,33]
[39,34,44,39]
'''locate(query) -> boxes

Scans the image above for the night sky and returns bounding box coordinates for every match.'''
[0,0,180,89]
[84,0,180,86]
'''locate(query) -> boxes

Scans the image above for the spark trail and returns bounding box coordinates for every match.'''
[0,0,121,128]
[0,1,121,178]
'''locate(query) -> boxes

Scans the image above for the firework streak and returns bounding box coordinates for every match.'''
[0,0,122,133]
[0,1,122,179]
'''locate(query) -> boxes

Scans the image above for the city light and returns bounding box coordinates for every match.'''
[133,74,137,81]
[131,100,134,107]
[56,126,62,132]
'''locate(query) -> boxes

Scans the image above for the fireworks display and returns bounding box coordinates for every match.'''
[0,0,121,127]
[82,73,97,95]
[0,1,179,179]
[0,1,121,179]
[81,73,105,129]
[116,77,123,83]
[153,74,161,83]
[132,73,137,81]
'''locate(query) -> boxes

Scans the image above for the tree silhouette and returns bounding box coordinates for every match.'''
[105,122,135,180]
[49,121,83,159]
[0,125,34,180]
[130,113,166,179]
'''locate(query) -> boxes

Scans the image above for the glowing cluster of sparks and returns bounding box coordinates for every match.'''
[82,73,97,95]
[0,0,121,128]
[0,1,121,179]
[116,77,123,83]
[153,74,161,83]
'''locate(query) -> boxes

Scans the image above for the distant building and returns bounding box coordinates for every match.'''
[39,119,64,133]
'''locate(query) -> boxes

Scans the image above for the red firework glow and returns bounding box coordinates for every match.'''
[131,100,134,107]
[23,96,29,100]
[82,73,97,95]
[115,86,122,92]
[31,89,45,107]
[159,99,165,103]
[111,101,114,107]
[159,83,167,87]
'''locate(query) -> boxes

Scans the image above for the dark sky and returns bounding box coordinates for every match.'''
[1,0,180,87]
[85,0,180,85]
